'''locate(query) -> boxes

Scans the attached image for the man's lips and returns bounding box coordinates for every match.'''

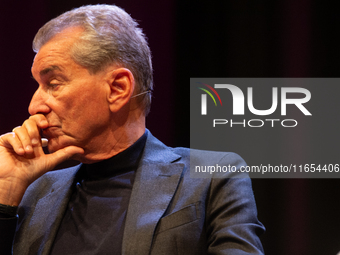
[42,126,59,131]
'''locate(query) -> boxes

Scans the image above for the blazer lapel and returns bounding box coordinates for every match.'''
[15,165,81,255]
[122,131,184,255]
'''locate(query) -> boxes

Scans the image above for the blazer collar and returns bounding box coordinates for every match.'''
[141,129,182,164]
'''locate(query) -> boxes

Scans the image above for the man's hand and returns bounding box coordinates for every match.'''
[0,114,84,206]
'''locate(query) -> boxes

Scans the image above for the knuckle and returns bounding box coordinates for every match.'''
[12,126,21,133]
[29,114,44,121]
[23,119,38,134]
[0,133,7,143]
[24,117,35,124]
[0,132,17,147]
[28,114,39,119]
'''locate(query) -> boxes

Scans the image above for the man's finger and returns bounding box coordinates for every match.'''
[0,132,25,155]
[11,125,34,154]
[28,114,49,129]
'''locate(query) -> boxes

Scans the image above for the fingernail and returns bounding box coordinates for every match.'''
[41,138,48,147]
[32,138,39,145]
[25,145,32,151]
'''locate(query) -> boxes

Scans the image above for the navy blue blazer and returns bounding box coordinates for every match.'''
[11,130,264,254]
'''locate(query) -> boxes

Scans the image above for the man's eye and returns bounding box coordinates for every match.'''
[48,83,59,89]
[46,83,61,96]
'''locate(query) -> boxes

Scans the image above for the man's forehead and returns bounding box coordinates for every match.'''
[31,49,67,77]
[39,65,62,76]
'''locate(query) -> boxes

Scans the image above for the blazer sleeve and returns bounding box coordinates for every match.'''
[0,216,18,255]
[205,153,265,254]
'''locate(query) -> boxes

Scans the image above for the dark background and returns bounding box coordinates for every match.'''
[1,0,339,254]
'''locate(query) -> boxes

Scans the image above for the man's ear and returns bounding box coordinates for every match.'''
[106,67,135,112]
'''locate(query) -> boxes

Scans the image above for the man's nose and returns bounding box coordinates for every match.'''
[28,87,51,115]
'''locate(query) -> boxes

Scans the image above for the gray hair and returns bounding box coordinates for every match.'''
[33,4,153,114]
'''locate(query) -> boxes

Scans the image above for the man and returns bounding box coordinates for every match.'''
[0,4,264,255]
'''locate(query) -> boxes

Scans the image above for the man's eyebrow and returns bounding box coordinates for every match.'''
[39,65,61,76]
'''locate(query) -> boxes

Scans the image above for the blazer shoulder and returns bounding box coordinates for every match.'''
[144,129,246,166]
[173,147,246,164]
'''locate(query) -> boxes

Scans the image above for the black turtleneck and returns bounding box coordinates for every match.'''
[50,132,147,255]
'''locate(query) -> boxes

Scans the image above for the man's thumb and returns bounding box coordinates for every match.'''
[44,146,84,170]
